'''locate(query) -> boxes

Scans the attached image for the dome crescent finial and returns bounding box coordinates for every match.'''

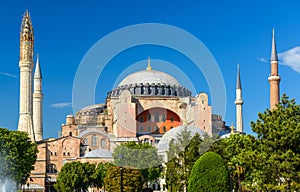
[146,56,152,70]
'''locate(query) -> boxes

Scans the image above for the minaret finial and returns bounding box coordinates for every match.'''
[271,28,278,61]
[236,64,242,90]
[230,123,235,134]
[146,56,152,70]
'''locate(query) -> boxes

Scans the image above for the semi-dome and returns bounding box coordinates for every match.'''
[157,125,205,152]
[83,149,112,158]
[118,69,180,87]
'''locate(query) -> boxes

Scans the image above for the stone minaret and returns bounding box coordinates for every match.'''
[234,64,243,133]
[18,10,35,141]
[268,29,281,110]
[33,55,43,141]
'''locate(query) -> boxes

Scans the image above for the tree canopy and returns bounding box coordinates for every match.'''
[248,94,300,191]
[0,128,38,184]
[188,151,230,192]
[54,161,95,192]
[113,141,162,186]
[211,94,300,191]
[104,166,143,192]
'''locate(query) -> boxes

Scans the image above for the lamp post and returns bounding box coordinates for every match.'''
[47,176,51,192]
[119,154,124,192]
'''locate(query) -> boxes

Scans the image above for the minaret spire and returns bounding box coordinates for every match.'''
[268,29,281,110]
[235,64,244,133]
[33,54,43,141]
[18,10,35,141]
[271,29,278,61]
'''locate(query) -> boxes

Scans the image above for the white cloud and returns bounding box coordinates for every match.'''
[0,72,18,78]
[257,57,268,63]
[278,46,300,73]
[51,102,72,109]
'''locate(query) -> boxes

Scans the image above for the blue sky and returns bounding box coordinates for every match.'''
[0,0,300,138]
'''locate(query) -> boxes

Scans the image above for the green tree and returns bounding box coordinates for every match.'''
[54,161,95,192]
[165,127,203,191]
[104,166,143,192]
[188,151,230,192]
[0,128,38,184]
[248,94,300,191]
[91,162,113,190]
[113,141,162,187]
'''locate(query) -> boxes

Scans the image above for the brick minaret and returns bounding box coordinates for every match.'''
[18,10,35,141]
[268,29,280,110]
[235,64,243,133]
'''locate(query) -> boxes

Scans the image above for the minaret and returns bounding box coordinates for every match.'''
[234,64,244,133]
[18,10,35,141]
[33,54,43,141]
[268,29,281,110]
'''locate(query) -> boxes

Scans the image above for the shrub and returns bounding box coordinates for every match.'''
[188,152,230,192]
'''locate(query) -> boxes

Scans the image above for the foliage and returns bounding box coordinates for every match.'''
[188,151,230,192]
[113,141,162,186]
[54,161,95,192]
[91,162,113,189]
[104,166,143,192]
[211,94,300,191]
[0,128,38,184]
[247,94,300,191]
[210,134,257,191]
[165,127,203,191]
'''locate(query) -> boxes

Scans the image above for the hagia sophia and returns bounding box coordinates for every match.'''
[16,10,280,191]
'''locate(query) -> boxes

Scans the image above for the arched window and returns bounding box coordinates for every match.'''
[170,117,174,122]
[147,126,151,132]
[139,116,144,123]
[147,113,151,121]
[140,126,143,132]
[46,164,57,173]
[163,126,167,132]
[92,135,97,147]
[101,139,106,148]
[69,132,72,136]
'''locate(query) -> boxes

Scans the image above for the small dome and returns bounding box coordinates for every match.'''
[66,114,74,118]
[157,126,204,152]
[83,149,112,158]
[118,70,180,87]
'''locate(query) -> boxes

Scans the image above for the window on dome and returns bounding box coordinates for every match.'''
[140,126,143,132]
[161,114,166,122]
[154,112,159,122]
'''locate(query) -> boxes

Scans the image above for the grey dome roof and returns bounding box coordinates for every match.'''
[66,114,74,118]
[157,125,205,152]
[118,70,180,87]
[83,149,112,158]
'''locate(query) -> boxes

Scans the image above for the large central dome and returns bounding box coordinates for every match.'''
[118,69,180,87]
[107,60,192,97]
